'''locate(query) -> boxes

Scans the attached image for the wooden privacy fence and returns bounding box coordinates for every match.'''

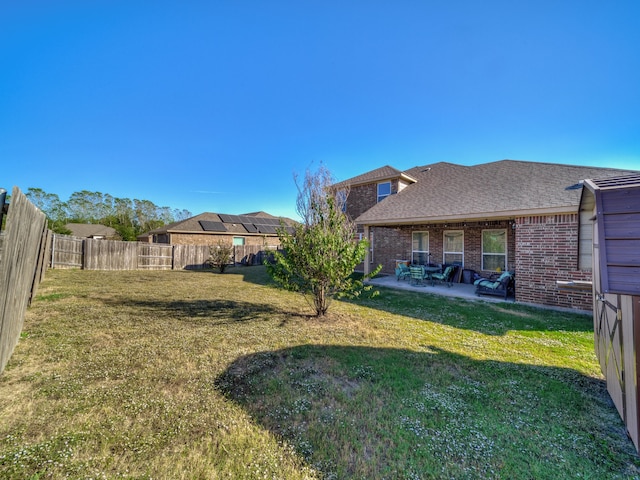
[0,187,49,374]
[50,234,279,270]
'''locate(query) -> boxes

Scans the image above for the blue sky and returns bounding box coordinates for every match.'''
[2,1,639,221]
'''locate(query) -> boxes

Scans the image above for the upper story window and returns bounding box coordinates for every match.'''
[377,182,391,202]
[336,189,348,212]
[482,229,506,271]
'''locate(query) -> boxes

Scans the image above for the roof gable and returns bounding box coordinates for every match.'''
[334,165,416,188]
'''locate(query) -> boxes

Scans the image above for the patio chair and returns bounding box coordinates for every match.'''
[474,271,515,299]
[430,264,457,287]
[409,265,426,286]
[395,262,411,281]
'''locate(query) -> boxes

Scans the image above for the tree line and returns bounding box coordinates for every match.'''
[22,188,192,241]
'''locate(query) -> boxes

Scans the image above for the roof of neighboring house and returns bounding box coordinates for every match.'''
[349,160,639,225]
[143,211,297,236]
[333,165,417,188]
[65,223,118,238]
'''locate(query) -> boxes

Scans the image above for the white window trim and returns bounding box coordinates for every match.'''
[377,181,391,203]
[443,230,464,266]
[411,231,429,265]
[481,229,507,271]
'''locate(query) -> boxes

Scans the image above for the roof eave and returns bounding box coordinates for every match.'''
[355,206,579,226]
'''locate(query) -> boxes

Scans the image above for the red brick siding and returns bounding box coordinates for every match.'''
[346,180,401,223]
[370,220,515,277]
[515,214,592,310]
[166,233,280,247]
[368,217,592,310]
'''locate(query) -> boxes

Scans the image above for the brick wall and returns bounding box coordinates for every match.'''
[367,217,593,311]
[167,233,280,247]
[515,214,592,310]
[346,180,401,223]
[370,220,515,276]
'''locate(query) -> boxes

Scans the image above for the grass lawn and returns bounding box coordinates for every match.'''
[1,266,639,479]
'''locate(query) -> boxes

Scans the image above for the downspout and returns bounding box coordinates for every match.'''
[363,225,370,276]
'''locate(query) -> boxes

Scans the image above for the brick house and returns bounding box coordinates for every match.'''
[335,160,639,311]
[138,211,296,248]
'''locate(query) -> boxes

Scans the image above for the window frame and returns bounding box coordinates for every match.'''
[411,231,430,265]
[232,236,245,246]
[481,229,507,271]
[443,230,464,266]
[377,181,391,203]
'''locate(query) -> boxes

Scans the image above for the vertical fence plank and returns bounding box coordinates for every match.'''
[0,187,47,374]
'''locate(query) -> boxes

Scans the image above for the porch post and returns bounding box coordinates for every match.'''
[363,225,370,276]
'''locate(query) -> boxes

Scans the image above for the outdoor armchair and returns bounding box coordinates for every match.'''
[430,264,457,287]
[474,271,515,300]
[395,262,411,281]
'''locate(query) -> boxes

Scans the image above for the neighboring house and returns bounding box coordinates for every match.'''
[335,160,640,311]
[65,223,120,240]
[137,211,296,247]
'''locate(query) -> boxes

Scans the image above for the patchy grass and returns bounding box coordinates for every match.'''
[0,267,638,479]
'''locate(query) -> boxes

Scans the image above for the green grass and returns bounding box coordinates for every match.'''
[0,267,638,479]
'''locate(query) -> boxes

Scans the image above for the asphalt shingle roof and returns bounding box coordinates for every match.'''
[353,160,639,224]
[334,165,415,188]
[144,211,296,235]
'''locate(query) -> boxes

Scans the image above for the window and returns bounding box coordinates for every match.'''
[377,182,391,202]
[412,231,429,264]
[482,229,506,271]
[336,189,348,212]
[443,230,464,265]
[232,237,245,246]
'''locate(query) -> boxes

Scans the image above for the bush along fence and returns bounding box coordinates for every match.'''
[50,234,280,271]
[0,187,49,374]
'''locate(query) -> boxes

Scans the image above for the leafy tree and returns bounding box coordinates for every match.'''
[267,166,379,316]
[207,242,234,273]
[23,187,192,239]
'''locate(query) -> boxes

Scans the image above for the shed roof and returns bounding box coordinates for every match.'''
[582,173,640,295]
[351,160,639,225]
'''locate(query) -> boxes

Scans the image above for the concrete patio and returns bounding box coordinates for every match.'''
[366,274,515,304]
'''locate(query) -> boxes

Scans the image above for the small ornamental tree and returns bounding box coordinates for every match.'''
[208,241,234,273]
[267,166,379,316]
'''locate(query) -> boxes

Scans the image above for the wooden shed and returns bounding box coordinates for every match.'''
[579,173,640,451]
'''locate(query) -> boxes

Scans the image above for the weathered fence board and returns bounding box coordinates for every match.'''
[51,235,83,268]
[48,235,281,271]
[84,238,138,270]
[0,187,47,374]
[173,244,210,270]
[234,244,279,265]
[138,244,173,270]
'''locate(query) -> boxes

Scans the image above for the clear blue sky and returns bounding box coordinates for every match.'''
[2,1,639,221]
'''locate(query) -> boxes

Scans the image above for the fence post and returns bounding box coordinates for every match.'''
[0,189,7,229]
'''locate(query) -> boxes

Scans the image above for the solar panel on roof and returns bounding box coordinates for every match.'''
[243,223,258,233]
[199,220,227,232]
[218,214,235,223]
[258,225,277,234]
[249,216,267,225]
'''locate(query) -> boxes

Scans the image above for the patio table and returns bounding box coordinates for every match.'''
[423,265,441,285]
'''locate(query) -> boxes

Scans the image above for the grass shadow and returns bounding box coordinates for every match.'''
[216,344,639,479]
[346,285,593,335]
[99,297,287,325]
